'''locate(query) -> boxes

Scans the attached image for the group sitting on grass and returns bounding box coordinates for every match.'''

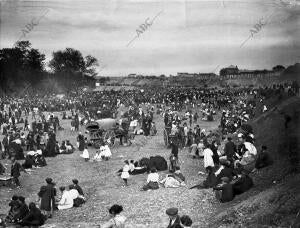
[189,128,273,203]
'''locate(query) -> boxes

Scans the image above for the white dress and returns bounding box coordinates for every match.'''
[203,148,215,168]
[80,149,89,159]
[58,191,74,210]
[121,165,130,179]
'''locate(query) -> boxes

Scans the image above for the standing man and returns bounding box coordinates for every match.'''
[11,157,26,187]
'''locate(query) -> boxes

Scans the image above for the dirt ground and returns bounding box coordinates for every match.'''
[0,109,221,228]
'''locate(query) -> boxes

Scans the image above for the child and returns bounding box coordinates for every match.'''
[80,146,89,162]
[120,160,130,187]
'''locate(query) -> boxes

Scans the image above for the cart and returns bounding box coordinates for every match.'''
[85,118,117,148]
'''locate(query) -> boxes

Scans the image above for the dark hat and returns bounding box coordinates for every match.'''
[46,178,53,184]
[166,207,178,216]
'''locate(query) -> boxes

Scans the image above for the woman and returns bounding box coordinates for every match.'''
[38,178,56,218]
[203,142,215,171]
[57,186,73,210]
[101,204,126,228]
[18,202,45,227]
[141,167,159,191]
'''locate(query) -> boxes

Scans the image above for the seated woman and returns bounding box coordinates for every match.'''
[160,174,181,188]
[254,145,273,171]
[22,155,35,169]
[190,166,218,189]
[18,202,45,227]
[141,168,160,191]
[232,170,254,196]
[130,161,148,175]
[215,160,238,184]
[101,204,126,228]
[6,195,21,223]
[68,185,85,207]
[65,140,75,154]
[34,154,47,167]
[99,143,112,161]
[57,186,74,210]
[59,141,67,154]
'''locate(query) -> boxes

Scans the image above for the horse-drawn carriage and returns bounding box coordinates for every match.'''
[163,126,184,148]
[85,118,117,148]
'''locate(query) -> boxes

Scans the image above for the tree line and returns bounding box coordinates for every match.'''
[0,41,99,94]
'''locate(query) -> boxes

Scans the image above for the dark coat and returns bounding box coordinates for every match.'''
[224,141,236,159]
[233,175,254,195]
[214,183,234,203]
[20,208,45,226]
[18,203,29,220]
[38,184,56,211]
[73,184,84,196]
[216,167,237,184]
[11,162,22,178]
[255,152,273,169]
[167,215,181,228]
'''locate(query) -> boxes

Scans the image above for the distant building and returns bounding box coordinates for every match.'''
[176,72,217,79]
[220,65,239,76]
[220,65,282,80]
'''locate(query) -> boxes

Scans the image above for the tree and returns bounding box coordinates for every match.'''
[272,65,285,72]
[84,55,99,78]
[0,40,46,90]
[49,48,85,74]
[49,48,98,77]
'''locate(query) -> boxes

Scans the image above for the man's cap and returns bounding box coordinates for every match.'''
[166,207,178,216]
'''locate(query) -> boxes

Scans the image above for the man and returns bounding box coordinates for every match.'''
[38,178,56,218]
[254,145,273,170]
[11,157,26,187]
[2,134,9,158]
[213,177,234,203]
[166,207,181,228]
[223,137,236,162]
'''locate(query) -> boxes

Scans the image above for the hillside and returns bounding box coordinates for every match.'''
[209,95,300,228]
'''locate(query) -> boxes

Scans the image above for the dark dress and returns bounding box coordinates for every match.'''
[77,135,85,151]
[214,183,234,203]
[233,175,254,195]
[255,152,273,169]
[38,184,56,211]
[19,208,45,226]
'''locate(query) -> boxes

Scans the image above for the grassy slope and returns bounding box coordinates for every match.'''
[209,95,300,228]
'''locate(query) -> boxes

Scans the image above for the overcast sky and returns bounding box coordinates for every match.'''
[0,0,299,76]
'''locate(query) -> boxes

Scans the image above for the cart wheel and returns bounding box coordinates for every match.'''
[163,129,168,147]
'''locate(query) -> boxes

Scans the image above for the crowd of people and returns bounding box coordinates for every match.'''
[0,82,295,227]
